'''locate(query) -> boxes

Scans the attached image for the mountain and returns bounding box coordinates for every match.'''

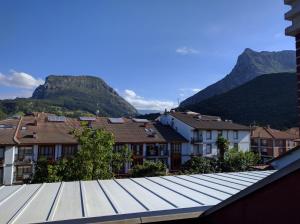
[0,75,137,118]
[179,73,297,129]
[180,48,296,107]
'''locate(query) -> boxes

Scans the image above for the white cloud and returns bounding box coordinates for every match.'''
[0,90,33,100]
[176,47,199,55]
[0,70,44,89]
[178,88,202,101]
[123,89,177,111]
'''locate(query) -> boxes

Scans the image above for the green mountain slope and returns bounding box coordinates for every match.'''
[0,75,137,118]
[180,73,297,129]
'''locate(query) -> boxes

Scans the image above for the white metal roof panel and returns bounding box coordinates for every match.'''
[162,176,231,200]
[115,179,174,211]
[99,179,146,214]
[132,177,201,208]
[0,184,40,223]
[147,177,221,205]
[52,182,83,221]
[176,175,239,195]
[0,170,275,223]
[80,180,116,217]
[14,182,61,224]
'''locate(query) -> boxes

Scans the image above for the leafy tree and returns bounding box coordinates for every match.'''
[32,127,132,183]
[131,161,167,177]
[72,127,132,180]
[222,148,260,172]
[216,136,229,159]
[181,156,218,174]
[0,110,6,120]
[32,157,51,183]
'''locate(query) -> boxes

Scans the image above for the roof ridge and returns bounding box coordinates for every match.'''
[13,116,22,144]
[263,127,276,139]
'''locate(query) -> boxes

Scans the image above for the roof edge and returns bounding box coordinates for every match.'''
[202,158,300,217]
[46,206,210,224]
[13,116,22,145]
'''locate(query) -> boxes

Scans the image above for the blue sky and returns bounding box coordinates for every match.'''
[0,0,295,110]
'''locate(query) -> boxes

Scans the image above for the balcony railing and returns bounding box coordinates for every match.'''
[15,156,34,164]
[191,137,203,144]
[146,149,169,157]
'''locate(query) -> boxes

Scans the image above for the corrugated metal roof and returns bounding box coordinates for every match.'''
[0,170,275,224]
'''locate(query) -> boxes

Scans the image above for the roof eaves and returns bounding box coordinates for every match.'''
[46,206,209,224]
[202,158,300,217]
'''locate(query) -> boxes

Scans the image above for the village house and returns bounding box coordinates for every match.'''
[0,112,188,185]
[0,111,252,185]
[250,126,297,161]
[159,111,251,163]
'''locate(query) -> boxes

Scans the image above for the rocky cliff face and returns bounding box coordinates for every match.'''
[32,75,137,116]
[180,48,296,107]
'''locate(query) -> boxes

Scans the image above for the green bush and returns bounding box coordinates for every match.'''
[181,149,260,174]
[221,148,260,172]
[181,156,219,174]
[131,161,167,177]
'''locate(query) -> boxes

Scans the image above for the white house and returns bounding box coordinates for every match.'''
[159,111,250,163]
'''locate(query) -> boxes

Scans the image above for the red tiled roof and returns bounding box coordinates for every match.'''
[0,118,20,145]
[252,126,296,140]
[0,113,187,145]
[170,112,249,130]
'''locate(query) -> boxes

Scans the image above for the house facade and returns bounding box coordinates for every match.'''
[251,126,297,161]
[0,113,187,185]
[159,111,250,163]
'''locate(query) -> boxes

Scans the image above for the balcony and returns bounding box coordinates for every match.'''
[146,149,169,157]
[191,136,203,144]
[15,156,34,165]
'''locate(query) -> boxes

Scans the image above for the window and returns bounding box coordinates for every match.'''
[146,144,158,156]
[206,144,212,154]
[193,145,202,155]
[16,166,32,179]
[131,144,143,156]
[218,130,222,137]
[17,146,33,160]
[158,144,168,156]
[206,131,212,140]
[261,139,268,146]
[38,145,55,159]
[62,145,78,158]
[171,144,181,154]
[0,147,4,160]
[234,131,238,139]
[114,144,125,151]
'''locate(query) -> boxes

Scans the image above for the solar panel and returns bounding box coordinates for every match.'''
[47,115,66,122]
[79,117,96,121]
[132,118,149,123]
[108,118,124,124]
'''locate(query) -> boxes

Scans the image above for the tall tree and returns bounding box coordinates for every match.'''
[216,136,229,159]
[73,127,131,180]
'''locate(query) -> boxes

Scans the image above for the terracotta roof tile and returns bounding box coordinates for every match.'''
[0,113,187,145]
[170,112,249,130]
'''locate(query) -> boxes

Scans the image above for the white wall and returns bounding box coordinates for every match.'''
[159,114,251,161]
[3,146,16,185]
